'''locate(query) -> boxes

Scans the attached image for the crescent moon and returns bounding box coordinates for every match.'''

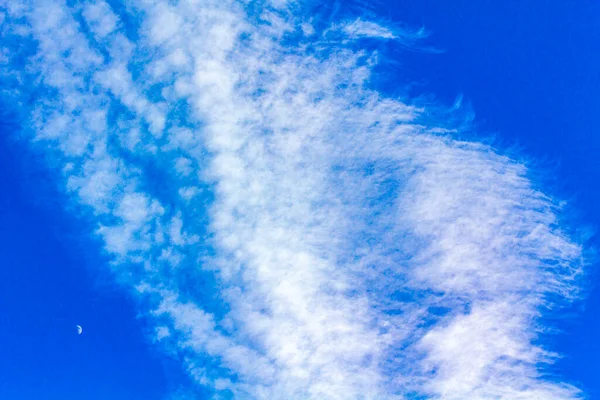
[76,325,83,335]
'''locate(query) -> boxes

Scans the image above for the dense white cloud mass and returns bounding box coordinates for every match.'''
[0,0,586,398]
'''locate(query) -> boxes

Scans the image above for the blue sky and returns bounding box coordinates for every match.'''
[0,130,184,398]
[0,1,598,399]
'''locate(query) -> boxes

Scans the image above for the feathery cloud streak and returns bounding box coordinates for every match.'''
[0,0,585,398]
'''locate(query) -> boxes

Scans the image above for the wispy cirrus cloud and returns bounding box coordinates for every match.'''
[0,0,586,398]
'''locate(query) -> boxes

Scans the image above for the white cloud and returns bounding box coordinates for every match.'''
[1,0,586,399]
[82,1,119,39]
[340,18,399,40]
[174,157,193,177]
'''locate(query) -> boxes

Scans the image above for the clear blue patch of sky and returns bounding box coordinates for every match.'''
[0,120,192,399]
